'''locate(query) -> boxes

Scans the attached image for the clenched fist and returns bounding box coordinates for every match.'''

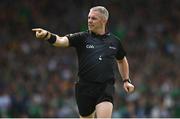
[32,28,51,40]
[124,82,134,93]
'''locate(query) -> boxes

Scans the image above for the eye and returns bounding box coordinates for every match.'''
[91,17,96,20]
[92,17,98,20]
[88,16,98,21]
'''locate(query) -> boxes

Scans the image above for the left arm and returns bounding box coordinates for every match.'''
[116,56,129,80]
[117,57,134,93]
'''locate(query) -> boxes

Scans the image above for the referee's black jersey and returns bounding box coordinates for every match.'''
[66,31,126,83]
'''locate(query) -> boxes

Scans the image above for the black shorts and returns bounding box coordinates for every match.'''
[75,81,115,116]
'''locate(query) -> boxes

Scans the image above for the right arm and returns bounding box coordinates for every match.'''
[53,35,69,47]
[32,28,69,47]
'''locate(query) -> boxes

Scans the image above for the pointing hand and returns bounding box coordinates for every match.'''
[32,28,50,40]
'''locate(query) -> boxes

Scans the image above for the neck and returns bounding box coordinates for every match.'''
[96,28,106,35]
[92,27,106,35]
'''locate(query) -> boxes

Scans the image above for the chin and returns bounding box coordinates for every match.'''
[88,26,94,30]
[88,28,93,32]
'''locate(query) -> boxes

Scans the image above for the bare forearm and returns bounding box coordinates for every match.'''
[53,35,69,47]
[117,57,129,80]
[32,28,69,47]
[46,32,69,47]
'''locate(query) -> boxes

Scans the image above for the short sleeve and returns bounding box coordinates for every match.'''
[115,40,127,60]
[66,32,85,48]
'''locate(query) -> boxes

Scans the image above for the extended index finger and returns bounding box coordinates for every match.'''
[32,28,42,32]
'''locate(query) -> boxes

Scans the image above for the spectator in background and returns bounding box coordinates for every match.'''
[0,0,179,118]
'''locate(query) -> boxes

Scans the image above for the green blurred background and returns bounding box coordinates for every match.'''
[0,0,179,118]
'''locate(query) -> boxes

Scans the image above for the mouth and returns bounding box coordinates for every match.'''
[88,24,94,28]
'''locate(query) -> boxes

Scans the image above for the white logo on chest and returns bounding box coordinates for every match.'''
[86,44,95,49]
[109,46,116,50]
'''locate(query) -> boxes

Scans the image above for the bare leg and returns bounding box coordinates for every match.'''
[95,101,113,118]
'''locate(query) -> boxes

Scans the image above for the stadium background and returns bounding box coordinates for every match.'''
[0,0,179,118]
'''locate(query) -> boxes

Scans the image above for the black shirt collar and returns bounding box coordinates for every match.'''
[88,30,110,38]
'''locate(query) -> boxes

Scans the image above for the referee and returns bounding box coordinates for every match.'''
[32,6,134,118]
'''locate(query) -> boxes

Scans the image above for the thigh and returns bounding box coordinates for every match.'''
[96,84,115,105]
[96,101,113,118]
[95,84,115,118]
[75,83,97,117]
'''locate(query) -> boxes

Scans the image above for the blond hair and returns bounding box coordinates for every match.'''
[90,6,109,20]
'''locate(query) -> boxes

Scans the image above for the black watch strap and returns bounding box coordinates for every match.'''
[123,79,131,83]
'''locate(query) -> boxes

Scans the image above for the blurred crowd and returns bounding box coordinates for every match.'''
[0,0,179,118]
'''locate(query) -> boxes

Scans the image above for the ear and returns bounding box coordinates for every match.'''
[101,16,107,24]
[104,19,108,24]
[103,19,108,26]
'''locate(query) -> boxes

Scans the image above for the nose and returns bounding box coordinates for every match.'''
[88,18,93,24]
[88,20,91,24]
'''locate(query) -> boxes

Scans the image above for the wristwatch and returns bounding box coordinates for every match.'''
[123,79,131,83]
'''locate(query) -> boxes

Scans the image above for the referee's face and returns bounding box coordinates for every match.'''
[88,10,106,33]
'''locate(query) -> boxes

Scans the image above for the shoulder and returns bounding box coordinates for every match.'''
[66,31,89,38]
[66,31,90,47]
[109,33,121,42]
